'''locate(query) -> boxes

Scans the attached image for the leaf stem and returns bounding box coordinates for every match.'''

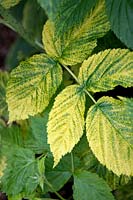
[44,178,66,200]
[0,5,44,51]
[63,65,96,104]
[71,152,74,173]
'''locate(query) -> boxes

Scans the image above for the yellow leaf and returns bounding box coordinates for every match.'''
[47,85,86,166]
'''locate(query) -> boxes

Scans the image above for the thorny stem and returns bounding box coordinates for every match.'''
[0,5,44,51]
[63,65,96,104]
[44,178,66,200]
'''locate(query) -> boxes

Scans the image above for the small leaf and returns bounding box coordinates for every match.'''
[43,0,110,66]
[0,71,9,117]
[47,85,86,166]
[105,0,133,49]
[1,147,39,195]
[86,96,133,176]
[0,0,21,9]
[6,54,62,122]
[78,49,133,93]
[73,170,114,200]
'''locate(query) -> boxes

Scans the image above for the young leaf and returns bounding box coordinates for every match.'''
[78,49,133,93]
[0,0,21,9]
[86,96,133,176]
[47,85,86,166]
[1,147,40,195]
[105,0,133,49]
[6,54,62,122]
[73,170,114,200]
[0,71,9,117]
[43,0,110,66]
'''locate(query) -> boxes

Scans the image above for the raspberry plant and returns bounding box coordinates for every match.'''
[0,0,133,200]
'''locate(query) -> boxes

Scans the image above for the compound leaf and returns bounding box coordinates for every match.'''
[0,71,9,117]
[47,85,86,166]
[73,170,114,200]
[1,147,39,195]
[43,0,110,66]
[105,0,133,49]
[0,0,21,9]
[86,96,133,176]
[78,49,133,93]
[6,54,62,122]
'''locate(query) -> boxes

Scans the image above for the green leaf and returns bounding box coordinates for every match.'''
[37,156,46,191]
[0,0,21,9]
[73,170,114,200]
[6,54,62,122]
[1,147,39,195]
[23,0,46,42]
[105,0,133,49]
[0,71,9,117]
[47,85,86,166]
[78,49,133,93]
[86,96,133,176]
[0,124,24,164]
[43,154,72,193]
[0,156,6,179]
[6,37,38,70]
[43,0,110,66]
[94,164,131,190]
[25,112,50,154]
[37,0,60,20]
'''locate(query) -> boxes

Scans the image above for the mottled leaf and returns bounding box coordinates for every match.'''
[78,49,133,93]
[47,85,86,166]
[86,96,133,176]
[0,0,21,9]
[0,71,9,117]
[43,0,110,65]
[6,54,62,122]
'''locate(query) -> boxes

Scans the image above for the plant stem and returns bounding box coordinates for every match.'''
[0,5,43,51]
[44,178,65,200]
[71,152,74,173]
[63,65,96,104]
